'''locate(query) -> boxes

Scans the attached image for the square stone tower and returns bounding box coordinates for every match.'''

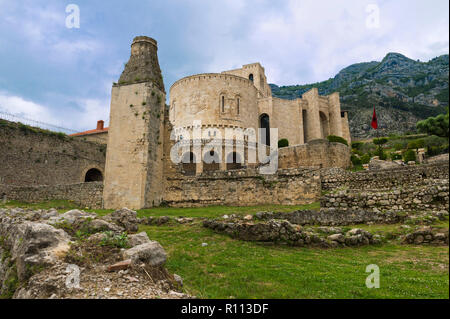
[103,36,166,209]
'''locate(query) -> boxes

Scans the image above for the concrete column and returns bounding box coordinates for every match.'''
[302,88,321,141]
[328,92,343,137]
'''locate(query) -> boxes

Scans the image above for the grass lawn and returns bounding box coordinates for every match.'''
[139,222,449,299]
[1,200,448,299]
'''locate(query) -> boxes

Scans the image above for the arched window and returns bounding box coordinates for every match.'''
[226,152,243,170]
[221,95,225,112]
[237,97,240,115]
[259,113,270,146]
[84,168,103,182]
[249,74,254,82]
[181,152,196,176]
[203,150,220,172]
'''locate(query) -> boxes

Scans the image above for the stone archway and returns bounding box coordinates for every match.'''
[84,168,103,182]
[203,150,220,172]
[259,113,270,146]
[181,152,196,176]
[226,152,243,170]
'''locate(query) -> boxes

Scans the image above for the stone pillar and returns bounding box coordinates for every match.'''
[328,92,343,137]
[302,88,321,141]
[103,36,166,209]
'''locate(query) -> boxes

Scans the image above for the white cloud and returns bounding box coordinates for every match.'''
[0,91,109,132]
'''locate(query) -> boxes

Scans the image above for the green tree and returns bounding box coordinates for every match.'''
[278,138,289,148]
[416,107,449,137]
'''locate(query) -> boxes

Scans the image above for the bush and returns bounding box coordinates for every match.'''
[360,154,371,164]
[374,147,387,160]
[403,149,417,163]
[351,141,364,150]
[391,153,402,160]
[278,138,289,148]
[407,138,425,149]
[327,135,348,146]
[373,137,388,145]
[351,154,362,166]
[416,108,449,137]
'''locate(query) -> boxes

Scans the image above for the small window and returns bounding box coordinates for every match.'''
[249,74,254,82]
[237,98,240,114]
[221,96,225,112]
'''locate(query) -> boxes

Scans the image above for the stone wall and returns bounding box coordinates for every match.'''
[163,168,321,207]
[278,139,350,169]
[321,179,449,212]
[0,182,103,209]
[0,120,106,186]
[321,161,449,191]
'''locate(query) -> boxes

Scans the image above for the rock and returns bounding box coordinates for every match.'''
[414,235,424,244]
[108,208,139,233]
[222,215,229,219]
[328,233,345,243]
[243,215,253,221]
[107,259,132,272]
[174,274,183,287]
[201,243,208,247]
[128,232,151,247]
[123,242,167,267]
[89,219,123,233]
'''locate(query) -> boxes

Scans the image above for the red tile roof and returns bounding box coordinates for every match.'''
[69,127,108,137]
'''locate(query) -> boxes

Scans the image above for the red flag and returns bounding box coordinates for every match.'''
[371,106,378,129]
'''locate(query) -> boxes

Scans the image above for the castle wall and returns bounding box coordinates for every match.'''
[0,182,103,209]
[163,168,321,207]
[278,140,351,169]
[72,131,108,144]
[0,120,106,186]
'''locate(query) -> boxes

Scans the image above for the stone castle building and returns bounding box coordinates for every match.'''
[72,36,351,209]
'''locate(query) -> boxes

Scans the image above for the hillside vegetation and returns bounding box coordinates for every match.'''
[270,53,449,138]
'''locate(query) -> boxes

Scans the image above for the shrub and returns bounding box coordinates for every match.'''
[351,141,364,150]
[360,154,371,164]
[407,138,425,149]
[351,154,362,166]
[416,108,449,137]
[403,149,417,163]
[391,153,402,160]
[374,147,387,160]
[373,137,388,145]
[327,135,348,146]
[278,138,289,148]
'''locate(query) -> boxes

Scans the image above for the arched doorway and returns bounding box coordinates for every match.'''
[226,152,243,170]
[181,152,196,176]
[249,74,254,82]
[84,168,103,182]
[203,150,220,172]
[259,113,270,146]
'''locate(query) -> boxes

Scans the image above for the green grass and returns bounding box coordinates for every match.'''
[140,223,449,299]
[0,200,320,218]
[1,200,448,298]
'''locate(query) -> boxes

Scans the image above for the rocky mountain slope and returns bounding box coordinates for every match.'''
[270,53,449,138]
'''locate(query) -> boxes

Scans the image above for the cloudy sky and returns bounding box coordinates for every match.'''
[0,0,448,132]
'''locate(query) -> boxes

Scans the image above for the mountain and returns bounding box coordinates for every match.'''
[270,53,449,138]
